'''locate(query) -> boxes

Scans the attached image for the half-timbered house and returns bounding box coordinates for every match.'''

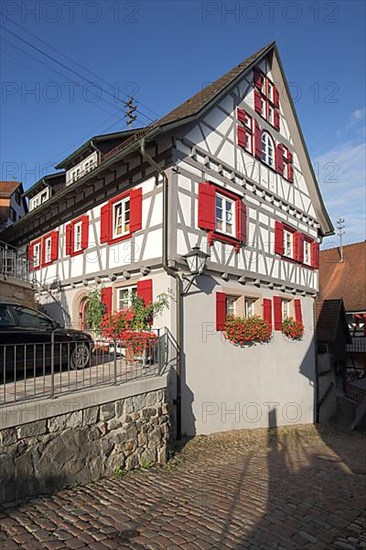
[1,42,333,435]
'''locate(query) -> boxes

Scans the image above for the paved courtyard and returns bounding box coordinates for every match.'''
[0,425,365,549]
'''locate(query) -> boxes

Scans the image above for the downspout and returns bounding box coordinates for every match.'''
[140,138,182,439]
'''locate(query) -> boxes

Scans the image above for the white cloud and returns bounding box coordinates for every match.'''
[352,107,366,122]
[314,140,366,245]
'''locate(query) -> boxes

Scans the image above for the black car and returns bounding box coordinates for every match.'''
[0,302,93,376]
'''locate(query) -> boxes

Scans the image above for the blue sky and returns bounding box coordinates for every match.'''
[0,0,365,245]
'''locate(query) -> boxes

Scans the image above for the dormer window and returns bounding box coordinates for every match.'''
[261,132,275,168]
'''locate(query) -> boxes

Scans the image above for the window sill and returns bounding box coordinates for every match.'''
[208,230,242,253]
[70,249,85,257]
[107,232,133,246]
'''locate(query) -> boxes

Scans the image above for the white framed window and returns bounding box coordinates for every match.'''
[304,240,311,265]
[226,295,237,317]
[268,105,274,125]
[216,193,235,236]
[33,242,41,268]
[282,299,291,320]
[113,197,130,238]
[117,285,137,310]
[261,132,274,168]
[40,190,48,204]
[44,236,52,264]
[245,298,256,318]
[244,112,252,130]
[267,81,274,102]
[284,229,293,258]
[74,221,83,252]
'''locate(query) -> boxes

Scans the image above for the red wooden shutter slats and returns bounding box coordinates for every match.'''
[276,144,284,175]
[273,86,279,107]
[51,232,59,262]
[274,110,280,131]
[254,121,262,159]
[294,232,304,263]
[65,224,72,256]
[263,298,272,328]
[254,89,262,114]
[101,287,112,314]
[216,292,226,331]
[237,108,246,123]
[198,182,216,231]
[311,242,320,268]
[274,221,284,255]
[273,297,282,331]
[81,215,89,250]
[294,299,302,324]
[100,203,111,244]
[236,200,247,243]
[237,126,246,148]
[137,279,153,306]
[253,68,263,90]
[130,187,142,233]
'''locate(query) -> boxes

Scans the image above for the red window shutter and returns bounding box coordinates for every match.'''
[216,292,226,331]
[294,299,302,324]
[65,224,72,256]
[294,232,304,263]
[274,221,284,255]
[198,182,216,231]
[237,126,246,148]
[254,121,262,159]
[100,202,111,244]
[273,297,282,331]
[311,241,320,268]
[276,144,284,175]
[81,215,89,250]
[287,149,293,163]
[236,200,247,243]
[237,108,245,123]
[101,287,112,314]
[137,279,153,306]
[287,164,294,183]
[254,89,262,114]
[253,68,263,90]
[274,110,280,131]
[130,187,142,233]
[273,86,279,107]
[28,243,34,270]
[263,298,272,327]
[51,232,59,262]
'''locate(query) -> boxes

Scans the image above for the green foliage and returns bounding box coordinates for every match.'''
[140,459,154,469]
[85,288,105,334]
[130,292,169,330]
[114,465,126,478]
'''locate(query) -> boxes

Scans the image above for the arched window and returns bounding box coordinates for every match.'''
[261,132,275,168]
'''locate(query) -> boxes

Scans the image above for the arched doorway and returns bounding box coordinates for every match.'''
[79,297,89,330]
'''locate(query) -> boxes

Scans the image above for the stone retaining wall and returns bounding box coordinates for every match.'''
[0,378,172,504]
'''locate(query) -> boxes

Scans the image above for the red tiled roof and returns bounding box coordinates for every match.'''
[0,181,21,196]
[319,242,366,312]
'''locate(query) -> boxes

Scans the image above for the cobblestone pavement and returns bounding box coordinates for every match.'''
[0,425,365,549]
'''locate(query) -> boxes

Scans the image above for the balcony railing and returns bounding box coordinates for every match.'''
[0,241,30,283]
[347,337,366,353]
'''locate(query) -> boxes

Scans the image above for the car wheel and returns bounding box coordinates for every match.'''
[70,343,91,370]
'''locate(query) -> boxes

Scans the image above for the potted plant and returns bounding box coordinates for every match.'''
[224,315,272,347]
[281,317,304,340]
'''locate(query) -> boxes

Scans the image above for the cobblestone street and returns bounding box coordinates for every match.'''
[0,425,365,549]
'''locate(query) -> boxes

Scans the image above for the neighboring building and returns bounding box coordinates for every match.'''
[0,181,27,230]
[319,242,366,373]
[316,299,351,424]
[1,42,333,435]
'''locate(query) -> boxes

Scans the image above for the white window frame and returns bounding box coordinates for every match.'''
[245,298,256,319]
[117,285,137,311]
[282,299,291,321]
[304,240,311,265]
[215,193,236,237]
[33,242,41,268]
[113,196,131,239]
[226,295,237,318]
[44,236,52,264]
[261,132,275,168]
[74,221,83,252]
[284,229,293,258]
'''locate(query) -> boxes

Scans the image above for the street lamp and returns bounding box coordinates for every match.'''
[182,245,209,295]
